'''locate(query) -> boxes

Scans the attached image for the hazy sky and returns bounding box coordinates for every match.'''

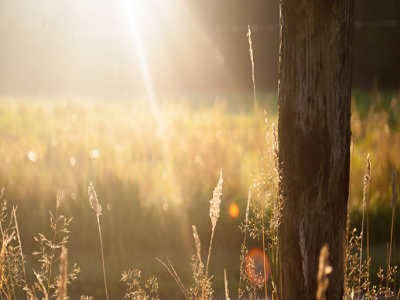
[0,0,262,98]
[1,0,399,98]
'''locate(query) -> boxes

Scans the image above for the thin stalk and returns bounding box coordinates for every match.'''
[390,168,398,295]
[88,184,108,300]
[203,224,216,300]
[345,140,354,298]
[203,170,223,300]
[279,237,283,300]
[359,155,370,300]
[157,257,190,300]
[224,269,230,300]
[358,199,364,300]
[97,216,109,300]
[367,194,370,299]
[387,245,390,300]
[388,204,395,295]
[276,198,281,299]
[366,157,371,300]
[248,24,267,300]
[395,137,400,295]
[205,229,215,282]
[238,188,251,300]
[262,217,268,299]
[47,200,60,297]
[394,215,397,295]
[12,207,27,285]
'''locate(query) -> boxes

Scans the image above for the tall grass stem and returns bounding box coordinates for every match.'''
[238,188,251,300]
[247,24,268,300]
[97,216,109,300]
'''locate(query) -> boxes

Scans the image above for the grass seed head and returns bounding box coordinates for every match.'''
[363,154,371,210]
[192,225,201,262]
[88,183,102,216]
[209,169,223,229]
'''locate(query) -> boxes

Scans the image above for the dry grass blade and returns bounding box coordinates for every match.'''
[192,225,201,262]
[157,257,189,300]
[88,183,102,216]
[87,183,108,300]
[392,168,398,210]
[238,187,251,300]
[12,206,27,287]
[359,154,371,298]
[247,25,257,112]
[316,245,332,300]
[388,168,398,299]
[272,123,280,174]
[248,26,267,298]
[203,169,223,299]
[34,270,49,300]
[0,234,14,292]
[245,187,251,226]
[224,269,230,300]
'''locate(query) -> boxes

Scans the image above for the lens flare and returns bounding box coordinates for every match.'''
[228,203,239,218]
[245,248,270,285]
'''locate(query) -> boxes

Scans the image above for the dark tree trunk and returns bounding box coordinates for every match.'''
[278,1,354,300]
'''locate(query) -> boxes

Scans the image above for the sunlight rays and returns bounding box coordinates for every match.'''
[122,0,165,136]
[119,0,236,256]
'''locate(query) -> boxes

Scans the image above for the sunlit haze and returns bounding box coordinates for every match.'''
[0,0,259,98]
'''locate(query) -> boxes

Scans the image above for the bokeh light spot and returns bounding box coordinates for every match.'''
[228,203,239,218]
[90,149,100,159]
[28,151,37,163]
[245,248,270,285]
[163,203,169,211]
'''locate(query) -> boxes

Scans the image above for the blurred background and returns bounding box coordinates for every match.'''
[0,0,399,298]
[1,0,399,98]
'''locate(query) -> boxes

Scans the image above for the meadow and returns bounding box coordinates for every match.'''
[0,88,399,299]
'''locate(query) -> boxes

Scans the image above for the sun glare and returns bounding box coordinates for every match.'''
[121,0,165,135]
[119,0,201,255]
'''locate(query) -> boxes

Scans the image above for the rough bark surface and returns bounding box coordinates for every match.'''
[278,1,354,300]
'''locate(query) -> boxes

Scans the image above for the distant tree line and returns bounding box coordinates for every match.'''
[197,0,400,90]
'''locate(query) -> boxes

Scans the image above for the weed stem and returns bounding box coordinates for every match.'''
[97,216,109,300]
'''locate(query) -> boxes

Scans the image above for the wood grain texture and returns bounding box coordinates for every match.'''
[278,0,354,299]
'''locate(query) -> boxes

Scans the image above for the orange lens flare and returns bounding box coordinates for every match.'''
[228,203,239,218]
[245,248,271,285]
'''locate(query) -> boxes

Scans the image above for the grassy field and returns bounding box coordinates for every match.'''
[0,89,399,299]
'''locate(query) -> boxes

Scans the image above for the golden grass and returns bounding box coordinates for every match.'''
[0,89,399,299]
